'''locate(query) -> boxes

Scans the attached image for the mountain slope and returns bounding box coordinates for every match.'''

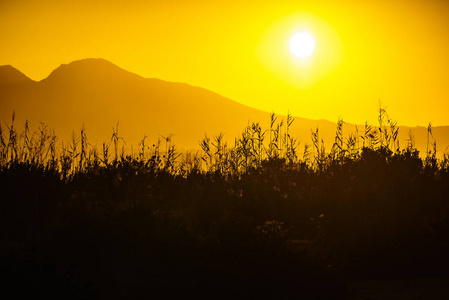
[1,58,448,154]
[0,59,274,149]
[0,65,34,86]
[0,59,332,150]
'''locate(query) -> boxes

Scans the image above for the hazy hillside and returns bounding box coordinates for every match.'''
[1,58,448,154]
[0,65,32,84]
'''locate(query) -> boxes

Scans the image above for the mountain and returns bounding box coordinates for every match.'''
[0,65,34,86]
[0,58,330,150]
[1,58,448,155]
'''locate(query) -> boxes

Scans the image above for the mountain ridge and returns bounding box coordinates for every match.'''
[0,65,34,85]
[1,58,448,154]
[34,59,269,119]
[41,58,144,84]
[0,58,278,150]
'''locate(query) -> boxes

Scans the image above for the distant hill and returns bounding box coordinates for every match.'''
[0,65,34,86]
[1,58,448,155]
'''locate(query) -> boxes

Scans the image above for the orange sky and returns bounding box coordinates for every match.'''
[1,0,449,126]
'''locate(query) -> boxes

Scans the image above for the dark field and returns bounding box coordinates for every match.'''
[1,113,449,299]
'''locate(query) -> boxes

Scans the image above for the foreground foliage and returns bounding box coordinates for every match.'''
[1,111,449,299]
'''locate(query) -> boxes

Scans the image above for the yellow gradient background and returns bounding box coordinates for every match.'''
[1,0,449,126]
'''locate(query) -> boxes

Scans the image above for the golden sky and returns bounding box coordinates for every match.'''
[1,0,449,126]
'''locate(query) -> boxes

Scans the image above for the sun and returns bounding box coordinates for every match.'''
[258,12,343,89]
[289,32,315,58]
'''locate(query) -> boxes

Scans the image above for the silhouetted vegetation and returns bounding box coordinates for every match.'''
[1,110,449,299]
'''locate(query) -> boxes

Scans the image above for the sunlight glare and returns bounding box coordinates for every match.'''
[257,12,344,90]
[289,32,315,58]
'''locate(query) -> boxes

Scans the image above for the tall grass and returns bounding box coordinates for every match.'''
[1,110,448,177]
[2,109,449,299]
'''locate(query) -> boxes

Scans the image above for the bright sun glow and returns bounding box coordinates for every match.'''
[258,12,343,90]
[289,32,315,58]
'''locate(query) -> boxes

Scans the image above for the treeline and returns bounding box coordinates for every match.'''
[1,110,449,299]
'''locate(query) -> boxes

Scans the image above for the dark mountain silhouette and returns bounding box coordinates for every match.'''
[1,58,448,154]
[0,65,34,86]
